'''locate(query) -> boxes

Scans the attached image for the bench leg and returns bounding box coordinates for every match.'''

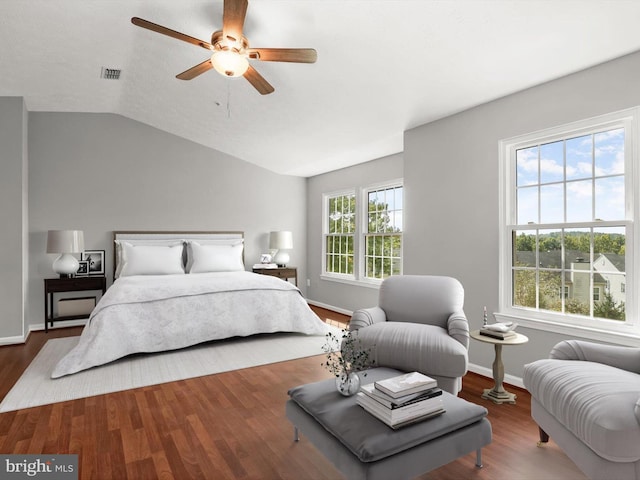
[475,449,483,468]
[293,426,299,442]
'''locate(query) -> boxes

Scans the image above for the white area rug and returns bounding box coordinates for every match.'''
[0,326,339,413]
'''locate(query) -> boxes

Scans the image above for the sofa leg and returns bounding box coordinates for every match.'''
[537,427,549,447]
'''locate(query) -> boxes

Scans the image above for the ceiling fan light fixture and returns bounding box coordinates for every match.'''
[211,50,249,77]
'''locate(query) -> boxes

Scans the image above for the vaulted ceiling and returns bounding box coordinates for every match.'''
[3,1,640,176]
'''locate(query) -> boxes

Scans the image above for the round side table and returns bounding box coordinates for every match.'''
[470,329,529,405]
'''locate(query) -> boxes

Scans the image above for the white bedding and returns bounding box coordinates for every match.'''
[52,271,328,378]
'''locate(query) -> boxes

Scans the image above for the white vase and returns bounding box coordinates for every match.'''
[335,371,361,396]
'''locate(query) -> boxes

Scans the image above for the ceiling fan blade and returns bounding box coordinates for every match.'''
[243,65,274,95]
[131,17,213,51]
[222,0,248,44]
[247,48,318,63]
[176,59,213,80]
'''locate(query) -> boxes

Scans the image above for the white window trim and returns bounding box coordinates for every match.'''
[498,107,640,343]
[322,188,356,282]
[321,179,404,288]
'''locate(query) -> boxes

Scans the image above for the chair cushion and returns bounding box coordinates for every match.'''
[355,322,468,379]
[524,358,640,462]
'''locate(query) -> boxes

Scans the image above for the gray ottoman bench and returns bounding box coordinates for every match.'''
[286,367,492,480]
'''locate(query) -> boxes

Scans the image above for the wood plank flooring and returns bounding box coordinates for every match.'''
[0,306,586,479]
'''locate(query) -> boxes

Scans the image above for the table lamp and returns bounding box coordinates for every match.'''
[269,231,293,267]
[46,230,84,278]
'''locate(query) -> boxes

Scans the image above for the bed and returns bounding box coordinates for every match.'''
[51,231,327,378]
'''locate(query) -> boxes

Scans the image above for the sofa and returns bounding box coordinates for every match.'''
[349,275,469,395]
[523,340,640,479]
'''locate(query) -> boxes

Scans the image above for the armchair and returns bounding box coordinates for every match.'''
[349,275,469,394]
[524,340,640,479]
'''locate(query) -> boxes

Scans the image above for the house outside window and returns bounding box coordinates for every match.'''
[498,108,638,341]
[323,181,403,285]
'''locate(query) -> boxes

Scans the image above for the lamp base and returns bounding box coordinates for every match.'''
[273,251,290,268]
[52,253,80,277]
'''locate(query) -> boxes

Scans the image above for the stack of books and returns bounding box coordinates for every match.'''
[252,263,278,269]
[356,372,445,429]
[479,322,518,340]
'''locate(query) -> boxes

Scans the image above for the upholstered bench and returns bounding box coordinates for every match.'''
[286,367,492,480]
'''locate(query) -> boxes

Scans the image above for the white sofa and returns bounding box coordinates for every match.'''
[349,275,469,395]
[524,340,640,480]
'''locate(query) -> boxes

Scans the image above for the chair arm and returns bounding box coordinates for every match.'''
[550,340,640,374]
[447,311,469,349]
[349,306,387,331]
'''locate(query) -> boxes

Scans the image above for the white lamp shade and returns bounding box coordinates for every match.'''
[47,230,84,253]
[269,231,293,250]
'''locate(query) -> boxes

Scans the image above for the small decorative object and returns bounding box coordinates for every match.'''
[76,260,89,276]
[483,306,488,327]
[260,253,272,264]
[46,230,85,278]
[322,328,374,396]
[81,250,105,276]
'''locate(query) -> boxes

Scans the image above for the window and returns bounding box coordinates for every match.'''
[325,192,355,276]
[365,186,403,279]
[499,108,638,339]
[323,181,403,285]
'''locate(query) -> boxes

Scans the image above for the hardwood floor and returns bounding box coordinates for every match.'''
[0,307,586,480]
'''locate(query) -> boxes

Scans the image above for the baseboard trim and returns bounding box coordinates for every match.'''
[306,299,353,317]
[0,334,27,346]
[30,319,88,332]
[467,362,524,389]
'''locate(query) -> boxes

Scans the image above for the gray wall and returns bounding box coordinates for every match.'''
[306,153,403,312]
[306,50,640,381]
[404,50,640,378]
[0,97,28,341]
[23,112,307,333]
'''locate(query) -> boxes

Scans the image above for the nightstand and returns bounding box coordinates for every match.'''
[252,267,298,286]
[44,276,107,332]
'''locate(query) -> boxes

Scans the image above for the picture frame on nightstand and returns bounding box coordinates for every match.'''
[81,250,105,276]
[76,260,89,276]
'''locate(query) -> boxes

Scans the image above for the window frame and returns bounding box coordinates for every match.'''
[321,179,403,287]
[322,189,356,281]
[497,108,640,344]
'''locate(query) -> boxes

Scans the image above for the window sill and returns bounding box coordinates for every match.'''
[494,312,640,346]
[320,274,381,289]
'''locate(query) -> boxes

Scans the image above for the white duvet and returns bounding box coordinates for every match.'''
[52,271,328,378]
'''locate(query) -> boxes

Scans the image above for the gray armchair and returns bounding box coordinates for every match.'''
[349,275,469,394]
[524,340,640,479]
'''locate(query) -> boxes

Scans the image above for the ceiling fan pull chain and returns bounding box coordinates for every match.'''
[227,80,231,119]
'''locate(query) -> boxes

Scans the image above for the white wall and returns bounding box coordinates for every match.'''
[404,50,640,378]
[0,97,28,341]
[21,112,308,334]
[306,153,403,312]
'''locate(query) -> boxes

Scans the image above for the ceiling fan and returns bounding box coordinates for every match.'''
[131,0,317,95]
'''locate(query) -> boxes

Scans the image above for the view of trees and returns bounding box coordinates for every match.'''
[513,231,626,320]
[326,188,402,279]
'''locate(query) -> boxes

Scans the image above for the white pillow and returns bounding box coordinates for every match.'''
[185,239,244,272]
[188,242,245,273]
[119,243,185,277]
[114,239,184,278]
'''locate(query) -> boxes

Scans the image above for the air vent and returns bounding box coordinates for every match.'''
[101,67,121,80]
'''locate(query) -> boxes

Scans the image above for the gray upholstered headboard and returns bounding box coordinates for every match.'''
[112,230,244,279]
